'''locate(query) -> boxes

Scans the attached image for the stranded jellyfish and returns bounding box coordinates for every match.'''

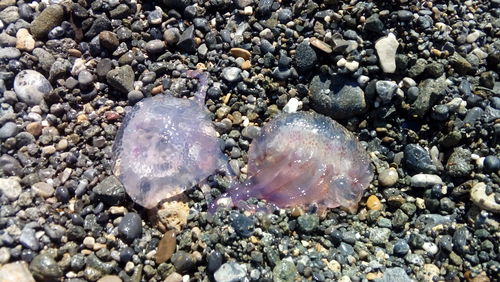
[210,111,373,213]
[112,71,230,209]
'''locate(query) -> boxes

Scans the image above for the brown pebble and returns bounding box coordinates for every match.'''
[26,122,42,137]
[156,230,176,264]
[290,207,304,217]
[241,60,252,70]
[230,48,251,60]
[366,195,382,211]
[99,31,119,51]
[68,48,82,57]
[366,272,383,280]
[151,85,163,95]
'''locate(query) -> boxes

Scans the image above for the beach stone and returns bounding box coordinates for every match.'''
[404,144,436,173]
[410,75,447,118]
[16,28,35,51]
[0,177,21,201]
[0,6,18,24]
[365,14,384,34]
[379,168,398,187]
[0,122,18,139]
[0,47,21,59]
[207,251,223,273]
[99,31,119,51]
[14,70,52,106]
[118,212,142,242]
[375,33,399,73]
[145,39,165,54]
[295,41,317,72]
[97,275,122,282]
[483,156,500,173]
[0,262,35,282]
[214,262,247,282]
[177,25,195,52]
[164,28,180,45]
[171,251,196,274]
[369,227,391,245]
[164,272,183,282]
[298,213,319,232]
[221,67,242,83]
[310,74,367,119]
[376,80,398,104]
[33,48,55,72]
[470,182,500,214]
[30,4,64,39]
[106,65,135,94]
[85,17,112,39]
[93,175,126,205]
[20,227,39,251]
[231,213,254,237]
[272,259,297,282]
[449,53,474,75]
[230,48,251,60]
[0,154,22,176]
[446,147,473,177]
[30,253,63,281]
[374,267,412,282]
[156,230,176,264]
[367,195,383,210]
[32,182,54,198]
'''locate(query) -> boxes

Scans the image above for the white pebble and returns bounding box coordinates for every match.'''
[423,242,438,255]
[411,174,443,188]
[283,98,301,113]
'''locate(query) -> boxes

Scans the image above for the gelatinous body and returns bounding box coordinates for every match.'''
[210,112,373,213]
[112,72,229,209]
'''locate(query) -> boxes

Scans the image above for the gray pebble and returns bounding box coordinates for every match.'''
[0,122,18,139]
[20,227,39,251]
[0,177,22,201]
[221,67,242,83]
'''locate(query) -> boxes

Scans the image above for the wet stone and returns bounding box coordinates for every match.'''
[106,65,135,94]
[0,262,35,282]
[118,212,142,243]
[483,156,500,173]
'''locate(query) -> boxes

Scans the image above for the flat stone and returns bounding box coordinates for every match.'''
[375,33,399,73]
[31,182,55,198]
[93,175,127,205]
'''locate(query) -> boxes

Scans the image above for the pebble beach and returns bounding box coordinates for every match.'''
[0,0,499,281]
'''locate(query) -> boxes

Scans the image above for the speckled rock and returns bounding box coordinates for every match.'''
[106,65,135,94]
[29,253,63,282]
[14,70,53,106]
